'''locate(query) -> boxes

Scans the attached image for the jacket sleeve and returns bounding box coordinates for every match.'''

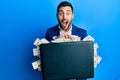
[45,30,51,42]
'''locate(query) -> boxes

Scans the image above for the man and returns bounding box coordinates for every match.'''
[45,1,87,42]
[45,1,87,80]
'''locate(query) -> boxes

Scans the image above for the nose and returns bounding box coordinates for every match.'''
[63,13,67,19]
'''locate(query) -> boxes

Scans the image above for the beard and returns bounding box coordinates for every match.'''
[58,20,72,31]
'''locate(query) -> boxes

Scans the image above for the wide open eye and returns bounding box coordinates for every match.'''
[66,12,71,16]
[58,12,63,16]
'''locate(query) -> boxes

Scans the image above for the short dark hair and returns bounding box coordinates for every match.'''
[57,1,73,13]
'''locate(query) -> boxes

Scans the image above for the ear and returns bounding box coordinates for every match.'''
[72,13,74,19]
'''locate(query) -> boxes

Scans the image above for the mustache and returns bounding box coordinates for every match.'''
[61,19,68,22]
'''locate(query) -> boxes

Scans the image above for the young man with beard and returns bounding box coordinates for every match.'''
[45,1,87,42]
[45,1,87,80]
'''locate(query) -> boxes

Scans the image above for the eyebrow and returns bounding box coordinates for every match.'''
[58,10,72,12]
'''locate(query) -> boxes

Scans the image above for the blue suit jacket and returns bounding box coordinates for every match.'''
[45,24,87,42]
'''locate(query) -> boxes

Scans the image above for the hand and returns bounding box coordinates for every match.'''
[57,33,71,39]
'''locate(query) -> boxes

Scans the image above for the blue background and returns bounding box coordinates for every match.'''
[0,0,120,80]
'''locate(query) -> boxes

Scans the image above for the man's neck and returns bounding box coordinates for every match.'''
[59,24,72,35]
[60,24,72,32]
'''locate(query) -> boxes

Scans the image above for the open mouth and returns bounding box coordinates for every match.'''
[62,20,68,27]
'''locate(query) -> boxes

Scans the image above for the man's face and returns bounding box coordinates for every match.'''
[57,6,74,31]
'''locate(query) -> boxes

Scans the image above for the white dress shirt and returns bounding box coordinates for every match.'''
[53,25,72,39]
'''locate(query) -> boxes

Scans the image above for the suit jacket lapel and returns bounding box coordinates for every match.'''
[54,25,60,36]
[50,24,60,38]
[72,25,78,35]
